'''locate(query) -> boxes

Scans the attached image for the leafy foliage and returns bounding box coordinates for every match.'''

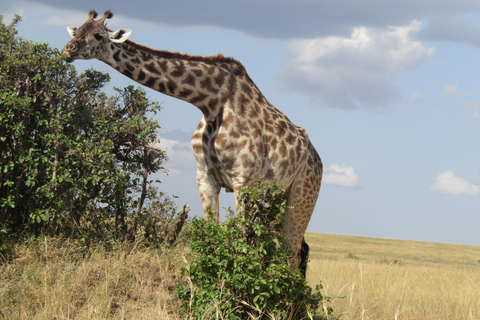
[0,15,186,247]
[176,181,330,319]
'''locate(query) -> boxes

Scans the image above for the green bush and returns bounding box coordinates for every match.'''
[176,181,330,319]
[0,15,186,247]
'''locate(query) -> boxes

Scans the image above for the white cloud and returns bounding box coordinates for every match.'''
[278,21,435,109]
[152,137,196,177]
[323,164,364,188]
[430,170,480,197]
[408,92,422,105]
[440,84,469,97]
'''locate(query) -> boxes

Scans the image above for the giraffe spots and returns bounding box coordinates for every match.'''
[288,148,297,163]
[131,57,141,65]
[261,107,272,124]
[192,69,203,77]
[241,83,253,99]
[296,139,304,152]
[250,125,261,141]
[113,50,121,62]
[278,141,287,158]
[264,168,275,180]
[237,94,250,116]
[215,133,228,148]
[203,65,216,76]
[195,120,205,132]
[125,62,135,72]
[166,77,178,93]
[190,92,208,104]
[158,82,166,93]
[182,74,196,87]
[191,140,204,156]
[170,61,186,78]
[270,136,278,151]
[146,77,157,89]
[138,70,146,82]
[123,69,133,79]
[240,153,252,166]
[208,98,219,110]
[286,133,296,145]
[157,60,169,73]
[236,139,248,151]
[200,77,216,93]
[230,129,241,139]
[145,62,159,74]
[178,88,194,99]
[140,51,153,62]
[277,120,289,138]
[248,103,261,119]
[220,95,230,105]
[278,159,289,175]
[222,112,234,128]
[236,119,250,135]
[214,70,228,87]
[256,92,267,104]
[271,110,281,121]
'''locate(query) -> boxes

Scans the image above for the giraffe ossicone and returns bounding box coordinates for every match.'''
[62,10,323,275]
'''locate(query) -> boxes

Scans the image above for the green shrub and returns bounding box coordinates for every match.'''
[0,15,186,247]
[176,181,330,319]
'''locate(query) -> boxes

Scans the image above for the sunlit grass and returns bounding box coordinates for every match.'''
[1,233,479,319]
[305,233,480,320]
[0,238,184,319]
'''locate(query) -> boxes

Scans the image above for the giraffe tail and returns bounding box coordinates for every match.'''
[299,238,310,278]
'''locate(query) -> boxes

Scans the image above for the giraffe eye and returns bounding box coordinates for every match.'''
[94,33,104,41]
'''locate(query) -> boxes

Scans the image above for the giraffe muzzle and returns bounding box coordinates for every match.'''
[62,43,77,62]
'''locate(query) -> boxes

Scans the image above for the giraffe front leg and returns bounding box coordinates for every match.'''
[196,170,221,221]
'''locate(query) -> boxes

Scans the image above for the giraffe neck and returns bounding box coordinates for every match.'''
[99,40,244,120]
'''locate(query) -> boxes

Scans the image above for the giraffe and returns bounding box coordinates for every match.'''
[62,10,323,274]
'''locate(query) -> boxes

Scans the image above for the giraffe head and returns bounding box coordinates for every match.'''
[62,10,132,62]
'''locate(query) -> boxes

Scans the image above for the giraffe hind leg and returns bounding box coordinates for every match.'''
[284,157,322,274]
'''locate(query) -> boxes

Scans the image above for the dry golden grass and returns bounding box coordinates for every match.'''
[0,237,184,319]
[1,233,479,319]
[305,233,480,320]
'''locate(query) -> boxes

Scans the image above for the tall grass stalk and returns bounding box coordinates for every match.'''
[0,237,184,319]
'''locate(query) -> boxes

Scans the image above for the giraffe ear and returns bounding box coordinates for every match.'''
[67,26,78,38]
[108,29,132,43]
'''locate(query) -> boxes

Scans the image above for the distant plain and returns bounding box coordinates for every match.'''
[305,232,480,320]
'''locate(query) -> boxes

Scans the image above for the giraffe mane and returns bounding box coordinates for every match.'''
[123,39,248,75]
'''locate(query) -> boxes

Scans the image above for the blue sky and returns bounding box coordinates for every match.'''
[2,0,479,245]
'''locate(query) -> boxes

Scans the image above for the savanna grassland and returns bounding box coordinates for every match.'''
[1,233,479,319]
[305,233,480,320]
